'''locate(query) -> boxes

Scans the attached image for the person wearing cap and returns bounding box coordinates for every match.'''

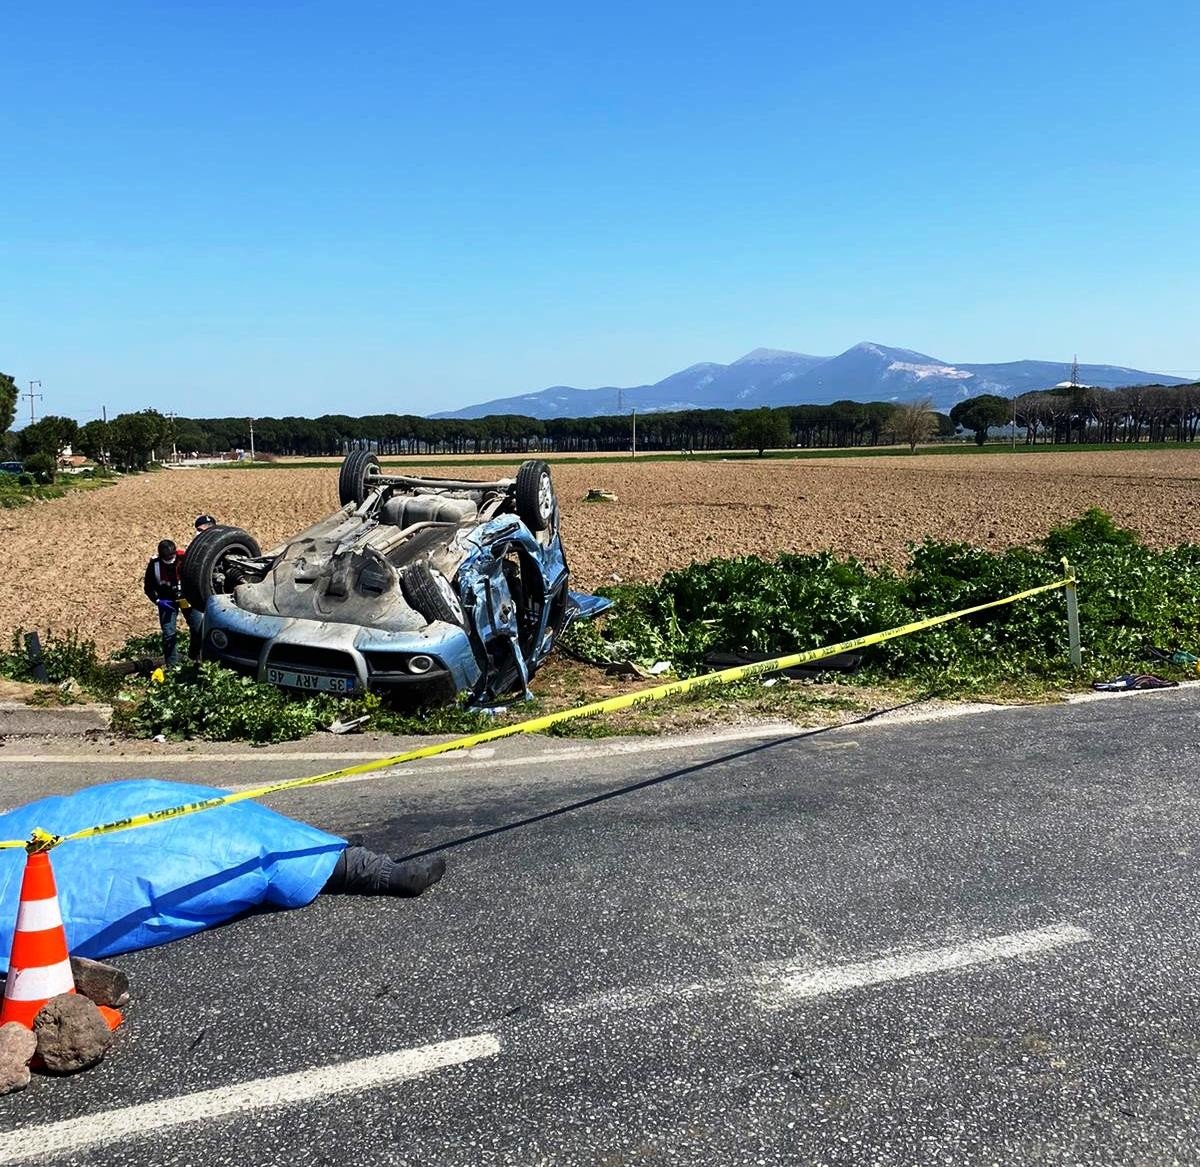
[193,514,217,533]
[143,539,203,667]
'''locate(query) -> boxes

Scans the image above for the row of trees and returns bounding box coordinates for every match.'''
[2,408,177,472]
[3,381,1197,467]
[950,384,1200,446]
[5,401,955,461]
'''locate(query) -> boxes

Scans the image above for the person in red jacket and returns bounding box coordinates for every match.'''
[143,539,203,666]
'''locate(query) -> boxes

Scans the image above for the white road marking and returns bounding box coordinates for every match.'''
[852,680,1199,729]
[0,923,1092,1156]
[0,724,804,781]
[223,726,804,790]
[757,922,1093,1008]
[544,923,1092,1022]
[0,1033,500,1164]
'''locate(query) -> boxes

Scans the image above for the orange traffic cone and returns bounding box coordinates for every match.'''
[1,849,121,1030]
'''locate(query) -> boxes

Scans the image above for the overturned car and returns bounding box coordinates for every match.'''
[181,454,607,704]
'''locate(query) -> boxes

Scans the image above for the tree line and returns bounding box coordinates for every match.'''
[2,378,1198,469]
[2,400,951,465]
[947,383,1200,446]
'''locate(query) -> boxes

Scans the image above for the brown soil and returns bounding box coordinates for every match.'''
[1,450,1197,653]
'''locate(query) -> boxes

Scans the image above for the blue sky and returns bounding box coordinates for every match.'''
[3,0,1197,423]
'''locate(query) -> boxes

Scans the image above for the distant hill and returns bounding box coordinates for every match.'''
[432,342,1186,419]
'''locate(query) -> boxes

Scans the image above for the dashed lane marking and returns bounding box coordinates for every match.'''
[0,923,1092,1160]
[0,1033,500,1164]
[543,923,1093,1021]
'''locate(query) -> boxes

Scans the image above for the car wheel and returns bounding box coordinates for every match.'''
[338,450,381,507]
[181,526,263,608]
[400,564,465,627]
[515,460,555,532]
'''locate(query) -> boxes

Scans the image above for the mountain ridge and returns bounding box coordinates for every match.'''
[432,343,1187,419]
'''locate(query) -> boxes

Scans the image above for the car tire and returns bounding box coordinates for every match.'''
[515,460,555,532]
[400,564,465,627]
[181,525,263,608]
[338,450,381,507]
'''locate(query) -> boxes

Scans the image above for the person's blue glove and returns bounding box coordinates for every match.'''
[156,598,177,611]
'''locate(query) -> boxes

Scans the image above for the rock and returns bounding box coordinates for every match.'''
[70,956,131,1009]
[33,994,113,1074]
[0,1022,37,1095]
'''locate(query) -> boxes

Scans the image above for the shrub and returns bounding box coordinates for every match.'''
[0,628,119,695]
[22,453,56,484]
[565,510,1200,688]
[111,662,501,743]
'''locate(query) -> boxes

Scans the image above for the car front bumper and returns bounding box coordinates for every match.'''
[202,597,482,697]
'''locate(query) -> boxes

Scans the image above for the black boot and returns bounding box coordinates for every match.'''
[323,846,446,897]
[387,856,446,897]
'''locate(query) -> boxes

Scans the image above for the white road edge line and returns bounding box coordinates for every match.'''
[0,723,804,775]
[544,923,1093,1021]
[0,1033,500,1165]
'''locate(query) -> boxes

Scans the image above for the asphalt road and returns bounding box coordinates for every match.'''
[1,689,1199,1165]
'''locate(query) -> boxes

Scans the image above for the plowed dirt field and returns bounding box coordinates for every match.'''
[2,451,1196,652]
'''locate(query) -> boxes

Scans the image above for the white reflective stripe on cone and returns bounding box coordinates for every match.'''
[15,896,63,933]
[4,960,74,1001]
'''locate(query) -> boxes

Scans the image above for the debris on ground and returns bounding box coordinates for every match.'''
[0,1022,36,1095]
[585,489,618,502]
[33,994,113,1074]
[1092,673,1179,692]
[325,714,370,735]
[1146,644,1199,668]
[604,660,656,680]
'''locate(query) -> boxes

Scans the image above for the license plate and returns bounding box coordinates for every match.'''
[266,667,356,694]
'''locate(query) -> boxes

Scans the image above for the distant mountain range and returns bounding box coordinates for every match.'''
[432,343,1187,420]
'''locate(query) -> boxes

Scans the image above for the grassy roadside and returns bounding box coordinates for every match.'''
[3,510,1196,744]
[0,471,118,510]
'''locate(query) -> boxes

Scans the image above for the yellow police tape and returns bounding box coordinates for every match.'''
[1,570,1075,852]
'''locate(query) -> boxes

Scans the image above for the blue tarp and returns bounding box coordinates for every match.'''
[0,780,345,971]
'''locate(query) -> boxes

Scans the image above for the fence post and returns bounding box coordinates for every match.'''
[1061,558,1082,669]
[23,632,50,683]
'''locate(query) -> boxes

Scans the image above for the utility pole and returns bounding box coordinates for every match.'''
[1070,354,1080,389]
[100,405,108,466]
[1011,393,1017,449]
[166,410,178,461]
[24,380,43,425]
[249,418,256,462]
[631,408,637,457]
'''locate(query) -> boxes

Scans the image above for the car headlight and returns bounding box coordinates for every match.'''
[209,629,229,651]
